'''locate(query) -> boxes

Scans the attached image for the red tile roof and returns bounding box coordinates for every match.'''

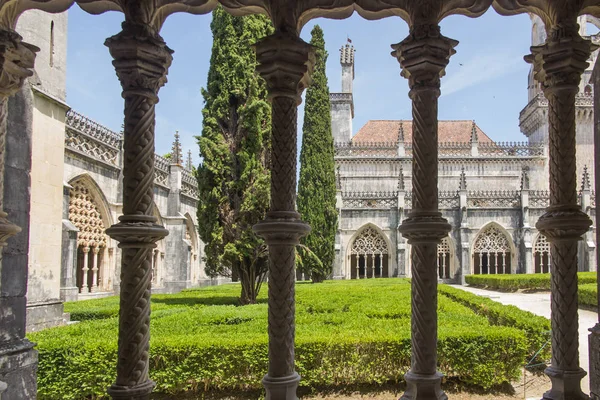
[352,120,494,144]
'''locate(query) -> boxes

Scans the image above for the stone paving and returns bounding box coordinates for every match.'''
[451,285,598,398]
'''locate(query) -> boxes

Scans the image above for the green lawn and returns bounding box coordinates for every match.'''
[30,279,550,399]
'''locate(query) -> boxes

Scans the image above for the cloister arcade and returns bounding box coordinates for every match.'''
[0,1,600,400]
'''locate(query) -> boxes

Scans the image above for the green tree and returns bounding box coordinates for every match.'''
[196,7,273,304]
[297,25,337,283]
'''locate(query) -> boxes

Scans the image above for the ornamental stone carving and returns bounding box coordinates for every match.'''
[68,182,108,249]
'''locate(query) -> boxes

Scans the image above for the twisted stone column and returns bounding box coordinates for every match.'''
[528,21,596,400]
[0,29,39,399]
[393,24,455,400]
[252,32,314,400]
[104,22,171,400]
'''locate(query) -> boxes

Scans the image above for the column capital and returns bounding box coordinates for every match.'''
[526,23,597,93]
[0,29,38,98]
[391,25,458,93]
[105,22,173,101]
[255,32,315,104]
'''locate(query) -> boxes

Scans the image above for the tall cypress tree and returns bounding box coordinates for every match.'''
[196,7,273,304]
[298,25,337,283]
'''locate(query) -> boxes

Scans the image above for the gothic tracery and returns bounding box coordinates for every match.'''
[350,227,389,279]
[473,225,512,274]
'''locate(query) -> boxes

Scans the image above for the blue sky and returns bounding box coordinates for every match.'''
[66,6,564,167]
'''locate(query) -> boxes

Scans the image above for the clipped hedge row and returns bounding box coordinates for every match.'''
[579,283,598,309]
[438,285,551,363]
[465,272,597,291]
[32,280,538,399]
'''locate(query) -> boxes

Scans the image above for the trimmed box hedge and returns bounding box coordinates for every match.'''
[465,272,597,291]
[31,280,541,399]
[438,285,551,363]
[579,283,598,309]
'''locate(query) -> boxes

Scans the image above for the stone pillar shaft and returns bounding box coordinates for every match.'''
[104,22,171,400]
[393,24,455,400]
[529,21,595,400]
[252,32,314,400]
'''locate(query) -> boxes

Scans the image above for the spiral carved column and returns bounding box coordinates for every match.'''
[528,21,596,400]
[393,25,455,400]
[252,32,314,400]
[104,22,171,400]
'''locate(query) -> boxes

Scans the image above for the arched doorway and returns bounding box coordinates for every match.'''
[68,180,110,293]
[349,226,389,279]
[151,205,166,288]
[534,234,551,273]
[473,224,512,275]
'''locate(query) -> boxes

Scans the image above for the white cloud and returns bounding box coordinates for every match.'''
[441,51,525,97]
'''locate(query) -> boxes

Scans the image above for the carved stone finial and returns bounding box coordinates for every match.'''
[171,131,182,165]
[398,165,405,191]
[391,24,458,92]
[340,43,355,69]
[581,165,591,191]
[521,167,530,190]
[459,167,467,191]
[336,165,342,190]
[398,121,404,143]
[470,121,478,144]
[186,149,193,170]
[255,32,315,105]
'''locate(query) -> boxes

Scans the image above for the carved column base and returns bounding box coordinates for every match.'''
[107,380,155,400]
[400,371,447,400]
[0,339,37,400]
[262,371,301,400]
[542,366,589,400]
[589,323,600,399]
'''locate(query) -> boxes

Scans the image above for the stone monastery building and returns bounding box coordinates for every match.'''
[331,17,599,283]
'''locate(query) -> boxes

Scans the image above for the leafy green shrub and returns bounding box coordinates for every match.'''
[465,272,596,291]
[32,280,542,398]
[438,285,550,363]
[579,283,598,309]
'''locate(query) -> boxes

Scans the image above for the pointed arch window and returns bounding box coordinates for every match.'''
[534,234,551,273]
[473,225,512,275]
[350,227,389,279]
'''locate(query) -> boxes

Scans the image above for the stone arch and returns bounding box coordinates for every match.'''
[437,235,458,280]
[184,213,200,283]
[346,224,391,279]
[67,175,113,293]
[533,233,551,273]
[150,204,166,287]
[471,222,515,275]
